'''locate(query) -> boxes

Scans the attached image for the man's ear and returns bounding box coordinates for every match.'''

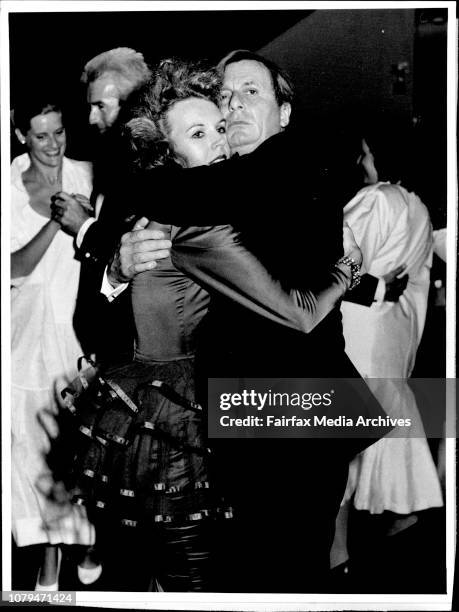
[279,102,291,129]
[15,128,26,145]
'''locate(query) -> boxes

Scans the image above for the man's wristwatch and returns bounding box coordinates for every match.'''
[336,256,361,291]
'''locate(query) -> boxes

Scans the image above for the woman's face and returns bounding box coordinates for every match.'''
[20,111,66,168]
[167,97,230,168]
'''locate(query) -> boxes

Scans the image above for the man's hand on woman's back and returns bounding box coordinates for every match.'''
[107,217,172,287]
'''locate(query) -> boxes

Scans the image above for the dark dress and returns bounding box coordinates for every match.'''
[61,222,353,591]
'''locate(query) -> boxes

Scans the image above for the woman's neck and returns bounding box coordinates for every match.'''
[26,157,62,187]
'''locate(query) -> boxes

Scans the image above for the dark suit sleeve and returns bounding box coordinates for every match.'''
[74,197,136,363]
[78,214,136,268]
[342,273,378,306]
[77,220,111,267]
[129,156,247,227]
[171,224,350,334]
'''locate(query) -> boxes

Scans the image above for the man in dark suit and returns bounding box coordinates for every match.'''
[51,48,170,365]
[104,50,388,593]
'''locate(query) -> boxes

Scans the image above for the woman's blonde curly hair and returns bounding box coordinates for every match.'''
[119,58,222,170]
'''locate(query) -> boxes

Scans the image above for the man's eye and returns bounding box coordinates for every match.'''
[36,135,45,140]
[56,129,65,135]
[191,130,204,139]
[247,89,258,95]
[217,126,226,134]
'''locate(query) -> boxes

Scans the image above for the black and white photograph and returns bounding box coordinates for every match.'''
[1,1,456,609]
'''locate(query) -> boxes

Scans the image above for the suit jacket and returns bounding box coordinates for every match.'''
[73,187,136,366]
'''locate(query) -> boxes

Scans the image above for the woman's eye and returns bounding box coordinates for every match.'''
[217,126,226,134]
[36,135,45,140]
[191,131,204,139]
[247,89,258,95]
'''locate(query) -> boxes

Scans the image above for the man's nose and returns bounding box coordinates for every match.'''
[228,91,244,111]
[89,107,100,125]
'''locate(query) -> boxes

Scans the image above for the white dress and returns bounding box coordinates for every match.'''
[341,182,443,514]
[11,153,96,547]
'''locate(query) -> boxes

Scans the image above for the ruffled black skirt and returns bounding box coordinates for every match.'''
[57,357,233,531]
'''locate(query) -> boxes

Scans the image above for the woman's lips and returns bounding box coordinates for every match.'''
[228,120,250,128]
[210,155,227,165]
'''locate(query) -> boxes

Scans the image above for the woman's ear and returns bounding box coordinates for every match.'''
[15,128,26,145]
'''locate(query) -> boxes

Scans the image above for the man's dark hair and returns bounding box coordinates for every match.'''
[217,49,294,107]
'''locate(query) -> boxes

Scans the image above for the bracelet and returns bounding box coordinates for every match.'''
[336,256,361,291]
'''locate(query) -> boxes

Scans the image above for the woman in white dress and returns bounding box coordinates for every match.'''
[11,96,95,589]
[330,133,443,570]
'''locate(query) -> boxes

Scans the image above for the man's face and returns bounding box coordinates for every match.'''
[220,59,291,156]
[87,75,122,133]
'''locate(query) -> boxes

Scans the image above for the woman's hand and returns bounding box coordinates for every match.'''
[343,222,363,270]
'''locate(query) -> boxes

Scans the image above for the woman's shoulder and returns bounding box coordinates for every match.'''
[374,183,417,219]
[10,154,30,218]
[343,182,406,226]
[376,182,407,201]
[11,153,30,185]
[355,182,408,211]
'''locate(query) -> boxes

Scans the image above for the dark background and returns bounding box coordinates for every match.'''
[9,7,448,227]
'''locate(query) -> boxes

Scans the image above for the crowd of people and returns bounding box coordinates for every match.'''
[10,46,445,594]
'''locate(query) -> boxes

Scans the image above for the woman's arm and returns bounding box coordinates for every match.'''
[11,219,60,279]
[171,224,354,334]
